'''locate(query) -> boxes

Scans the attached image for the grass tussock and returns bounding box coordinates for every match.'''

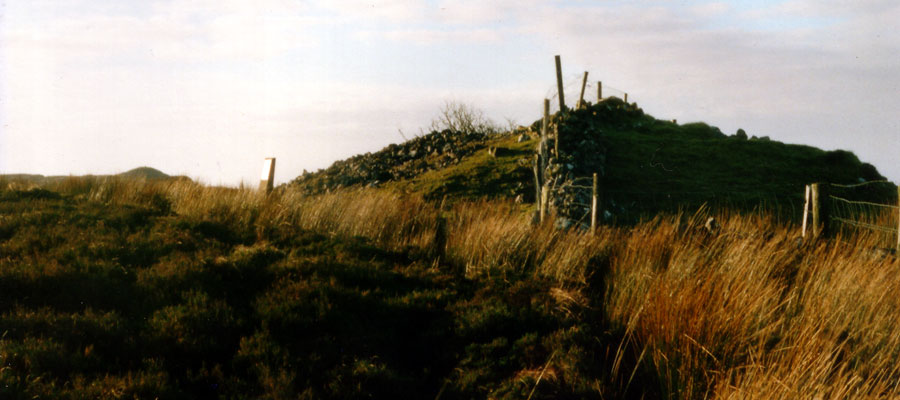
[3,177,900,398]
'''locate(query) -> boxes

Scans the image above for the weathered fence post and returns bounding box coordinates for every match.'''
[554,124,560,158]
[533,154,542,218]
[540,186,548,223]
[624,93,628,104]
[541,98,550,171]
[591,172,598,234]
[896,185,900,252]
[578,71,588,108]
[597,81,602,102]
[810,183,829,238]
[555,55,565,111]
[801,184,810,238]
[259,157,276,194]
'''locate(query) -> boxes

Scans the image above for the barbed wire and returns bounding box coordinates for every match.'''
[831,217,899,234]
[829,180,892,189]
[829,195,900,210]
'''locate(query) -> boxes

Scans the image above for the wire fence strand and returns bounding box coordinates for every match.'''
[829,180,892,189]
[831,217,899,234]
[829,195,900,210]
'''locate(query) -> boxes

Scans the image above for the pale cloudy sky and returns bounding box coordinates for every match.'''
[1,0,898,185]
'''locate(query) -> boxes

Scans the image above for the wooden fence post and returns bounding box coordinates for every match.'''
[624,93,628,103]
[540,186,548,223]
[578,71,588,108]
[259,157,276,194]
[533,154,542,218]
[896,185,900,252]
[591,173,598,234]
[554,124,560,158]
[542,98,549,168]
[597,81,602,102]
[801,184,810,238]
[555,55,565,112]
[810,183,829,238]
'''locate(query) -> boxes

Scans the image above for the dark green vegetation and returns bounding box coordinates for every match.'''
[0,187,610,399]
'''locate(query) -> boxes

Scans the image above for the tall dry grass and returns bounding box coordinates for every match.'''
[29,177,900,398]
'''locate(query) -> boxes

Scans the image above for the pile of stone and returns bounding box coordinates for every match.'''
[291,129,491,193]
[536,97,646,227]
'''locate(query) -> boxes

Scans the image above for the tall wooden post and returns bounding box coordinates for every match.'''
[554,124,560,158]
[801,185,810,238]
[597,81,602,101]
[533,154,542,217]
[896,186,900,252]
[591,173,598,234]
[810,183,829,238]
[259,157,276,194]
[624,93,628,103]
[540,186,548,223]
[578,71,588,108]
[542,99,549,144]
[555,55,565,112]
[541,98,550,171]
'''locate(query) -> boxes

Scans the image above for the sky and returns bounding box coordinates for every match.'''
[1,0,898,186]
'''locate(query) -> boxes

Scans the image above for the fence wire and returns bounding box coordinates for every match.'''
[543,75,630,114]
[827,189,899,247]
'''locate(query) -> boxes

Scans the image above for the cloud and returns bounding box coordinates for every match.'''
[2,0,320,66]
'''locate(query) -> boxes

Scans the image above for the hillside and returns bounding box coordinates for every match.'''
[290,97,892,222]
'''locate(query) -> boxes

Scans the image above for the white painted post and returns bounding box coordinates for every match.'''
[259,157,276,194]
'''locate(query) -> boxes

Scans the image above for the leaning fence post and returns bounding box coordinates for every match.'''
[259,157,276,194]
[578,71,588,108]
[591,173,598,234]
[801,184,810,238]
[555,55,565,111]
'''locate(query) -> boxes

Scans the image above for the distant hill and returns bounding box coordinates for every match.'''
[293,96,892,221]
[2,166,174,186]
[117,166,170,180]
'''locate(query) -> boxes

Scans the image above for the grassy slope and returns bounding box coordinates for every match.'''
[384,134,536,201]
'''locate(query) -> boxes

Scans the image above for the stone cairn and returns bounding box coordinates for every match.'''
[534,97,643,228]
[291,129,489,194]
